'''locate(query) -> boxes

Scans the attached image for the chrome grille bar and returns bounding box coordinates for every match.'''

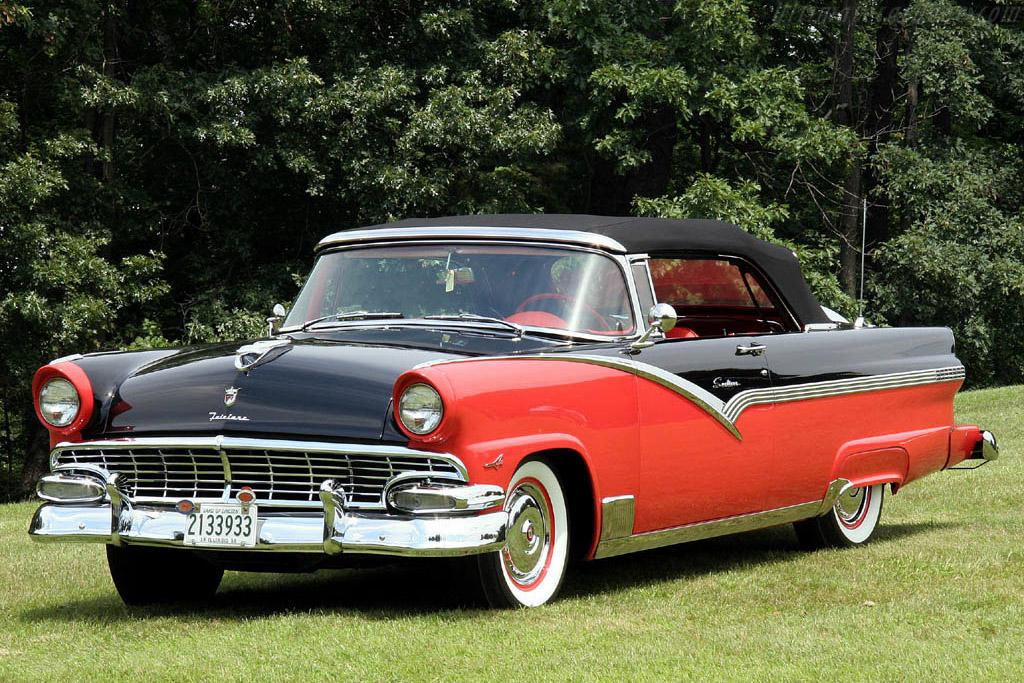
[51,436,466,510]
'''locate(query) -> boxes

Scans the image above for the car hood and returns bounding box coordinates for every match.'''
[95,339,469,441]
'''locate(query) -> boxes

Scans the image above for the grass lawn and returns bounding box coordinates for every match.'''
[1,386,1020,682]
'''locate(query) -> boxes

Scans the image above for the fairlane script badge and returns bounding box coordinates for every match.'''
[224,386,240,407]
[209,412,250,422]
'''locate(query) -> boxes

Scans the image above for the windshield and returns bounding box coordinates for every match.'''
[284,244,635,336]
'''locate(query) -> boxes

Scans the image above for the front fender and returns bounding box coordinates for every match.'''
[398,357,642,556]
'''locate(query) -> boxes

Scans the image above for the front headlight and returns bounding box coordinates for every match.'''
[39,378,80,428]
[398,383,444,435]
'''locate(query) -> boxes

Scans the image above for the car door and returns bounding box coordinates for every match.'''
[626,254,799,533]
[630,335,775,532]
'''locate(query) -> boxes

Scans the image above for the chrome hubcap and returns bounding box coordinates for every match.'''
[835,486,867,524]
[503,482,550,586]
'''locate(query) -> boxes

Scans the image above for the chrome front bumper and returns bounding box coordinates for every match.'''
[29,480,507,558]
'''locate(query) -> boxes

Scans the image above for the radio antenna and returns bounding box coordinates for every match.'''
[855,196,867,327]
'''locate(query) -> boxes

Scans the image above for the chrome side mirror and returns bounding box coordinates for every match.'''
[266,303,287,336]
[631,303,677,350]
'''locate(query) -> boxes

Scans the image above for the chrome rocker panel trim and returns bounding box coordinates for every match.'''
[594,479,851,559]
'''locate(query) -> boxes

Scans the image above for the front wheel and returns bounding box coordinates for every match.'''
[794,483,885,550]
[477,459,569,608]
[106,544,224,605]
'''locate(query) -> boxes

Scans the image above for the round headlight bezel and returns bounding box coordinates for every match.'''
[32,362,95,439]
[38,377,81,428]
[398,383,444,436]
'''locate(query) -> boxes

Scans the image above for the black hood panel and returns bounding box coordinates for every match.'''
[101,340,464,441]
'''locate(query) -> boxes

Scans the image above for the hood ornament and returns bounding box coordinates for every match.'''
[234,339,292,372]
[224,387,240,407]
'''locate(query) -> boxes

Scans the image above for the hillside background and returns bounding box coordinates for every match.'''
[2,0,1022,499]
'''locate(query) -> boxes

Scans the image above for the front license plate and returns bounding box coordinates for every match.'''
[184,503,258,548]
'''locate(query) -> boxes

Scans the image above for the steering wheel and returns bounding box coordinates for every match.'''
[514,293,612,331]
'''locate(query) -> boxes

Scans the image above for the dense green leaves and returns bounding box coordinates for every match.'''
[1,0,1022,498]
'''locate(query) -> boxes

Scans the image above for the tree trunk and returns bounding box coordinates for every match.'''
[101,3,118,183]
[19,415,50,500]
[862,0,908,250]
[835,0,862,297]
[839,161,863,298]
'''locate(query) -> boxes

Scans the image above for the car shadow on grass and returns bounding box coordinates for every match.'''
[563,520,959,600]
[18,520,956,622]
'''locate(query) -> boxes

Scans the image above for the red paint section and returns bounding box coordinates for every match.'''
[635,380,776,531]
[770,382,959,510]
[947,425,984,469]
[832,448,909,490]
[32,362,95,448]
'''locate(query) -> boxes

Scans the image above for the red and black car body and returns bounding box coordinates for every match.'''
[29,215,999,607]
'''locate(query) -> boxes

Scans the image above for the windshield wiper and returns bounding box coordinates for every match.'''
[423,314,524,337]
[300,311,404,331]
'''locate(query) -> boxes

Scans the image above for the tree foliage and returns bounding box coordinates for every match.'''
[1,0,1022,498]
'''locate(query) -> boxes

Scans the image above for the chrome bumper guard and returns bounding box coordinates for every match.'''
[30,474,507,558]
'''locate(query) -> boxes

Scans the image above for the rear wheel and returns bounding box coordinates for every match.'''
[477,459,569,608]
[106,544,224,605]
[795,483,885,550]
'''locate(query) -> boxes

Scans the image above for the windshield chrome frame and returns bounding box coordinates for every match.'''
[280,238,646,342]
[316,226,628,254]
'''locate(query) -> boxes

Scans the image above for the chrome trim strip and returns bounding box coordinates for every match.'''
[315,226,628,254]
[599,495,635,541]
[593,478,851,559]
[418,356,965,441]
[720,366,965,423]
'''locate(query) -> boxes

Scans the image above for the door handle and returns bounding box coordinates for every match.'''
[735,342,766,357]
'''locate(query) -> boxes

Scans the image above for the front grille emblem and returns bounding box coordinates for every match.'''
[224,387,240,407]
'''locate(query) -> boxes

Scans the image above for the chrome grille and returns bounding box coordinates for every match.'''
[53,440,463,509]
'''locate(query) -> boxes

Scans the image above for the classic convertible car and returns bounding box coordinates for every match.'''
[29,215,998,608]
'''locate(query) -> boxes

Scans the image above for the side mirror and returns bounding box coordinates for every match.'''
[631,303,677,350]
[648,303,677,333]
[267,303,287,336]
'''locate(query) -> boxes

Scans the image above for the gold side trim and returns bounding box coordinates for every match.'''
[593,478,851,559]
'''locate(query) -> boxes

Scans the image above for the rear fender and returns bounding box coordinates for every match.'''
[829,427,952,493]
[830,447,909,492]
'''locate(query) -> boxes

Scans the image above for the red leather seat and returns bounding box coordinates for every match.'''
[666,326,698,339]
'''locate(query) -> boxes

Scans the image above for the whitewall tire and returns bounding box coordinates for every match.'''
[795,483,885,550]
[477,459,569,608]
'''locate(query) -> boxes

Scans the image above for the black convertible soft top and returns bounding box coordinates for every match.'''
[333,214,829,325]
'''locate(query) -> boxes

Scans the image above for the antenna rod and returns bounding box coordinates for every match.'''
[858,196,866,320]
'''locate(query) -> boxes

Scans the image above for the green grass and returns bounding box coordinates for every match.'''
[1,387,1021,682]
